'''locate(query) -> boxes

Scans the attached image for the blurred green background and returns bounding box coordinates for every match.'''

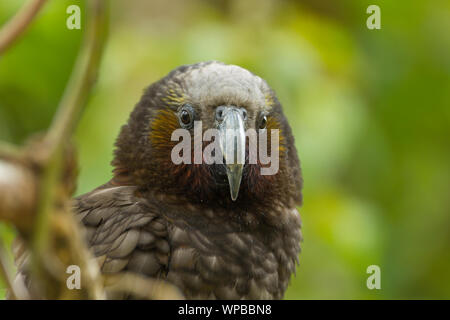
[1,0,449,299]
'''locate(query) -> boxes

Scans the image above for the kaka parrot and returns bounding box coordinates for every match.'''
[16,61,303,299]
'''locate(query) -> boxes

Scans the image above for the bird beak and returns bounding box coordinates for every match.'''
[217,107,246,201]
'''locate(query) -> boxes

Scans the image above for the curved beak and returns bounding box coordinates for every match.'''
[217,107,246,201]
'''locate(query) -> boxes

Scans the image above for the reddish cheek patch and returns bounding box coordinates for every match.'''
[243,116,284,194]
[149,109,214,193]
[245,162,278,195]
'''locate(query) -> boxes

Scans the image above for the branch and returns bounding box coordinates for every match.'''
[32,1,108,248]
[0,0,175,301]
[0,160,36,232]
[0,0,47,54]
[0,239,30,299]
[29,0,108,299]
[0,141,23,160]
[45,0,108,158]
[32,0,108,254]
[0,0,109,299]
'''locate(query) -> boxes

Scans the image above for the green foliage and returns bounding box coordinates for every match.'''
[1,0,449,299]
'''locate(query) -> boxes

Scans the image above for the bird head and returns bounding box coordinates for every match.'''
[113,61,302,211]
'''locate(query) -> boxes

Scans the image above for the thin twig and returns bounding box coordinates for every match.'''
[0,0,47,54]
[32,0,108,262]
[0,238,30,299]
[0,141,23,160]
[26,0,108,299]
[0,0,110,300]
[0,239,14,298]
[45,0,108,157]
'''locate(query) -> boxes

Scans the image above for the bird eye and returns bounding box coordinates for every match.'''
[259,115,267,129]
[180,110,191,124]
[178,104,194,128]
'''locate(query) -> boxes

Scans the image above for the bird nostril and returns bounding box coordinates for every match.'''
[216,107,225,121]
[216,107,248,122]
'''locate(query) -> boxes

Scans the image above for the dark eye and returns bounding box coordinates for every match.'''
[178,104,194,128]
[180,110,190,124]
[259,115,267,129]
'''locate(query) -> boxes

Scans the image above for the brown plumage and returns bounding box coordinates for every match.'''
[20,61,303,299]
